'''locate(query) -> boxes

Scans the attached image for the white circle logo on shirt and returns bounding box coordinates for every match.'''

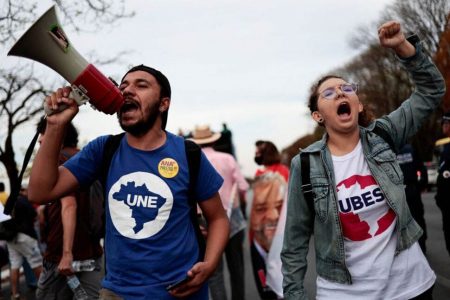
[336,175,396,241]
[108,172,173,239]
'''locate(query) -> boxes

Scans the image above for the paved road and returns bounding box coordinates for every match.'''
[3,191,450,299]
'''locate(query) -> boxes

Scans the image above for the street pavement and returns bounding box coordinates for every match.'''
[2,191,449,299]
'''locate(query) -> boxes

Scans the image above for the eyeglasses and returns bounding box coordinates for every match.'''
[318,83,358,100]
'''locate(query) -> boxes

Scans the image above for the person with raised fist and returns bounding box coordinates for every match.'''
[282,21,445,299]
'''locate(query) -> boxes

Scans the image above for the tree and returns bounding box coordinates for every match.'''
[434,12,450,113]
[0,67,51,194]
[0,0,133,194]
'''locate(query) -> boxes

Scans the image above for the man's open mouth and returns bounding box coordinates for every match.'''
[120,99,139,114]
[337,102,351,116]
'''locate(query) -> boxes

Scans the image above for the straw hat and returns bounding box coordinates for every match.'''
[190,125,221,145]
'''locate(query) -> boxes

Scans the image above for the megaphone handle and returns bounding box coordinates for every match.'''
[44,85,89,115]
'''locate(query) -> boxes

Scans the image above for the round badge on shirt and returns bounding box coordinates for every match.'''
[158,158,179,178]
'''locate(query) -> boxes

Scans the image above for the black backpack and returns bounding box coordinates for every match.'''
[0,218,18,241]
[98,133,206,261]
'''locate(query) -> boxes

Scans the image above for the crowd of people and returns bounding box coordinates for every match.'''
[0,20,448,300]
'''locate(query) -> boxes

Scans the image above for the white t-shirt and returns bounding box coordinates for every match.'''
[316,141,435,300]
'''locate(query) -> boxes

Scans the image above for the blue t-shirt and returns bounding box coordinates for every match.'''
[64,132,223,299]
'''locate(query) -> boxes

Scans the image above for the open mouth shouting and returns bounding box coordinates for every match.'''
[337,101,351,120]
[119,99,140,117]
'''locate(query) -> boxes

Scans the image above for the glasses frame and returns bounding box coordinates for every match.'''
[318,83,358,100]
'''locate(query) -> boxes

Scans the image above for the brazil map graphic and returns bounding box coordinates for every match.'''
[109,172,174,239]
[336,175,396,241]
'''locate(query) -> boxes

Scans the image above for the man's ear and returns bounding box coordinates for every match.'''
[159,97,170,112]
[358,102,363,113]
[312,111,323,124]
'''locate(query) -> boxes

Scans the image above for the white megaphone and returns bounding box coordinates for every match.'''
[7,5,123,115]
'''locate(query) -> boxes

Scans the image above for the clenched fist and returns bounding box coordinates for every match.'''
[378,21,415,58]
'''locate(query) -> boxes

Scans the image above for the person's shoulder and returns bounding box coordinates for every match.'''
[213,149,235,161]
[165,131,188,148]
[83,135,115,150]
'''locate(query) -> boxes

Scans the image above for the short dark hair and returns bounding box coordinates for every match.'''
[255,140,281,165]
[37,118,79,147]
[121,65,171,130]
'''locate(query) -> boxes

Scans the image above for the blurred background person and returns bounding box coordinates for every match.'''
[435,112,450,257]
[397,143,428,253]
[250,140,289,299]
[35,118,103,299]
[0,183,7,206]
[6,185,42,299]
[191,125,248,300]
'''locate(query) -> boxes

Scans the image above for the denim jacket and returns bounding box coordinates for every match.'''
[281,43,446,300]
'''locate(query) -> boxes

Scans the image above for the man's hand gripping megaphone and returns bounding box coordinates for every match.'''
[43,85,88,116]
[43,86,82,120]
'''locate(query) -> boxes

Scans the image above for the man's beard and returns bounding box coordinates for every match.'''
[118,101,160,137]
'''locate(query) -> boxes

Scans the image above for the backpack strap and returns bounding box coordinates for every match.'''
[372,125,397,154]
[300,153,314,213]
[99,133,126,187]
[4,129,40,215]
[184,139,206,261]
[97,132,125,276]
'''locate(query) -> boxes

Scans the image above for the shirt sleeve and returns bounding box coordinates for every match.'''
[63,135,109,187]
[194,151,224,202]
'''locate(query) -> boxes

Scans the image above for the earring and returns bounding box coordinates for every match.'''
[318,118,323,123]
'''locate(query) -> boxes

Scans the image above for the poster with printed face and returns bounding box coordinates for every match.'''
[249,171,287,298]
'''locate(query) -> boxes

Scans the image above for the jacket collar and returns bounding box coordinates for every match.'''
[300,124,378,155]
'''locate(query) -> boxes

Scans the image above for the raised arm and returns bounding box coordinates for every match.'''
[375,21,446,148]
[28,87,80,204]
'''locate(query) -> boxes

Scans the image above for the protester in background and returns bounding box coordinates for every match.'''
[435,112,450,257]
[0,183,39,293]
[35,118,103,299]
[6,186,42,299]
[0,183,7,206]
[214,123,236,158]
[254,141,289,181]
[191,125,249,300]
[0,240,8,298]
[397,143,428,253]
[251,140,289,299]
[28,65,229,299]
[0,183,8,298]
[282,21,445,299]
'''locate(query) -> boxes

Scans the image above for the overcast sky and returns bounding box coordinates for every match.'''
[3,0,396,181]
